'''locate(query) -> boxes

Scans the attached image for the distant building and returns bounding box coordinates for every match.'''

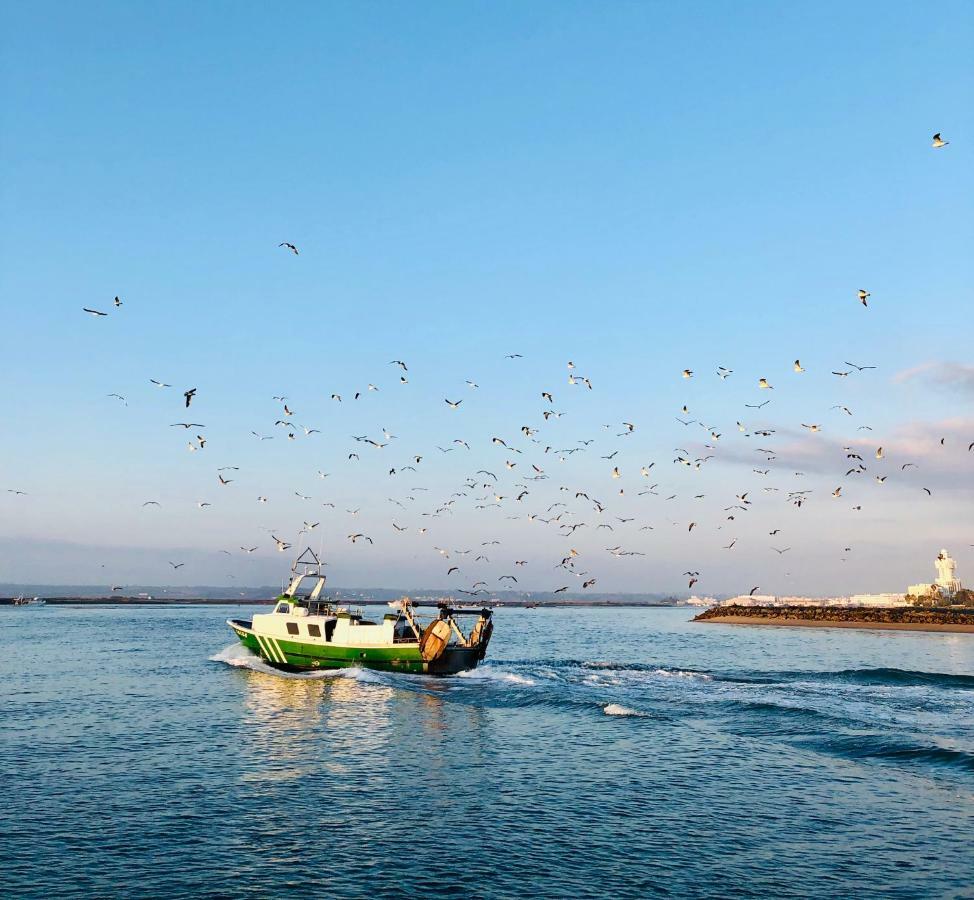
[908,549,962,599]
[722,592,908,608]
[846,593,909,608]
[685,595,717,607]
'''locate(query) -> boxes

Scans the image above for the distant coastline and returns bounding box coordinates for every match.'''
[695,604,974,634]
[0,595,686,609]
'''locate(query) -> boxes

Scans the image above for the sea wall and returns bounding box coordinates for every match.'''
[695,604,974,626]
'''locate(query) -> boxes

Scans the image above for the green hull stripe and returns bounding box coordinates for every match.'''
[271,637,286,663]
[256,633,282,664]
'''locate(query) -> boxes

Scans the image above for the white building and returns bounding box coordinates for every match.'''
[846,593,909,608]
[908,549,962,598]
[722,593,908,608]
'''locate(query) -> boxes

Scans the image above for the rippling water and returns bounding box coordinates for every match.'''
[3,604,973,898]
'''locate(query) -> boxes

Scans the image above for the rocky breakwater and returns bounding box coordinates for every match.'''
[694,604,974,633]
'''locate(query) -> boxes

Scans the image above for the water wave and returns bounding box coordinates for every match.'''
[804,733,974,771]
[603,703,647,717]
[720,667,974,690]
[457,667,536,686]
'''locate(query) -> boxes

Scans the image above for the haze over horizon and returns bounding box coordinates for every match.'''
[2,1,971,597]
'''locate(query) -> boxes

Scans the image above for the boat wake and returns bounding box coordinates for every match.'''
[457,667,536,686]
[209,644,384,682]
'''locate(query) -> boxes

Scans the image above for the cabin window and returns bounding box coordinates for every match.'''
[286,622,299,635]
[276,603,289,614]
[307,623,321,637]
[325,620,337,642]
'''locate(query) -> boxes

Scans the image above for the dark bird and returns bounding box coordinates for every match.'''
[83,307,108,316]
[279,242,299,255]
[183,388,197,408]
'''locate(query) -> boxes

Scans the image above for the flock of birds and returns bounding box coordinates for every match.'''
[14,133,965,598]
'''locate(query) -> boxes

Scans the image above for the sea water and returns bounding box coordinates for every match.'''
[2,604,973,898]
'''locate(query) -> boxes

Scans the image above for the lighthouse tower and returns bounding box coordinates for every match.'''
[908,549,962,599]
[934,549,961,595]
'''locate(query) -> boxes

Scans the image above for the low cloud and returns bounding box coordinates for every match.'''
[707,418,974,491]
[894,362,974,394]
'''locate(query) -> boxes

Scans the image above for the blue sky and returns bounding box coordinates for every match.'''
[1,1,971,595]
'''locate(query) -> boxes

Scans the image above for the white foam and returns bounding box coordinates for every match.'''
[603,703,645,717]
[209,643,381,681]
[651,668,713,681]
[458,667,536,686]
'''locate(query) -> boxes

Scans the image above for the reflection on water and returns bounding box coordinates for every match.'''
[2,605,972,899]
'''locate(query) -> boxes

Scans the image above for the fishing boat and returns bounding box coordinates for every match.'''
[227,550,493,675]
[11,596,45,606]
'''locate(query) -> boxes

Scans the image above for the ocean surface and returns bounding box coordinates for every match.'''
[2,604,973,899]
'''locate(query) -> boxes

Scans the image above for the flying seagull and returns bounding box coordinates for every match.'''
[82,307,108,317]
[932,133,948,149]
[279,242,299,255]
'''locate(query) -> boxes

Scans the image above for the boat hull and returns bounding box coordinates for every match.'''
[227,619,481,676]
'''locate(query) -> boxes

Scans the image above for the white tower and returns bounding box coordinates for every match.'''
[934,549,961,595]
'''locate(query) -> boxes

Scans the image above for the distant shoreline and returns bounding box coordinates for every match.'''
[0,596,686,610]
[695,605,974,634]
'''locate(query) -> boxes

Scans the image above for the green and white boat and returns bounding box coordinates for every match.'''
[227,550,494,675]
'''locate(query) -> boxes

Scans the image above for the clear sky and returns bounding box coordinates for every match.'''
[1,1,971,596]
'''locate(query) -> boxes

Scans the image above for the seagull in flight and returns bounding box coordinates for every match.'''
[183,388,197,408]
[279,242,299,255]
[932,132,948,148]
[858,289,870,307]
[150,379,171,388]
[82,307,108,316]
